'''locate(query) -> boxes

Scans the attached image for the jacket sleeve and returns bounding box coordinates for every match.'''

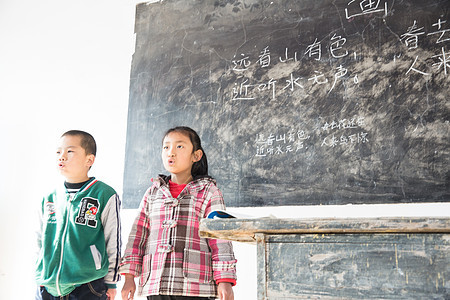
[203,185,237,284]
[35,197,44,262]
[119,186,152,277]
[101,193,122,286]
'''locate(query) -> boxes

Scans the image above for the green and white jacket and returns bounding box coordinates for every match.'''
[35,178,121,296]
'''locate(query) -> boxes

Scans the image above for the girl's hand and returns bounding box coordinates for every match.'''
[121,274,136,300]
[217,282,234,300]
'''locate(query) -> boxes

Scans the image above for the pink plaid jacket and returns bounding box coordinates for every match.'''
[119,175,237,297]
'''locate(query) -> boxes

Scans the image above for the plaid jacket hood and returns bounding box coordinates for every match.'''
[120,175,237,297]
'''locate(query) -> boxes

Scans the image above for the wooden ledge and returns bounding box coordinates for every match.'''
[199,217,450,243]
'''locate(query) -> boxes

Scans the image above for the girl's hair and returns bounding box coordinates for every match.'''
[163,126,208,178]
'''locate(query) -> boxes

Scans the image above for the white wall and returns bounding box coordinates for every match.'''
[0,1,447,299]
[0,0,135,298]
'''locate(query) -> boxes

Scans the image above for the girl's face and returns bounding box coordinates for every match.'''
[162,131,202,181]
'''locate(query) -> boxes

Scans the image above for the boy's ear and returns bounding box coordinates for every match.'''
[86,154,95,168]
[193,149,203,162]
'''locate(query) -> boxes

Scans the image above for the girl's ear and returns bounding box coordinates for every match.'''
[193,149,203,162]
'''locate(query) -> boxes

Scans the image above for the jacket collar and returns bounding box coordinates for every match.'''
[79,177,97,193]
[155,174,216,192]
[61,177,97,194]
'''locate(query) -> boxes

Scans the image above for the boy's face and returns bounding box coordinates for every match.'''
[56,135,95,183]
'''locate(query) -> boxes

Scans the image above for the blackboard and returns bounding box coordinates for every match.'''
[123,0,449,208]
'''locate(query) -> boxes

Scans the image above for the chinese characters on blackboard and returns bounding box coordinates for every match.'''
[231,9,449,103]
[231,39,359,101]
[254,117,368,157]
[255,129,311,157]
[229,1,448,159]
[345,0,388,20]
[402,18,450,76]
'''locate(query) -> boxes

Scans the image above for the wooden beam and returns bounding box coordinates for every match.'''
[199,217,450,243]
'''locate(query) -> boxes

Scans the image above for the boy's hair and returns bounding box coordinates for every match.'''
[61,130,97,156]
[163,126,208,178]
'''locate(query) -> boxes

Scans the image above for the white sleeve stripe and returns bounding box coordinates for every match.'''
[101,193,122,283]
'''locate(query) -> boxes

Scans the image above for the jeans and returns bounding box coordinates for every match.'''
[40,278,107,300]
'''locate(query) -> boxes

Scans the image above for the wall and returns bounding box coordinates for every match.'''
[0,1,447,299]
[0,0,134,298]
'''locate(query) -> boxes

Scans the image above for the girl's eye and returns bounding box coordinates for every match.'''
[163,146,168,150]
[177,145,183,148]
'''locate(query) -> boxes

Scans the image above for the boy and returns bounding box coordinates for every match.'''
[36,130,121,300]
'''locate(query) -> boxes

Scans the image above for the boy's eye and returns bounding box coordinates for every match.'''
[163,146,168,150]
[177,145,183,149]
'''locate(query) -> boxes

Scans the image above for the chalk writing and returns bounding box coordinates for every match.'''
[283,73,303,91]
[321,132,369,147]
[401,18,450,77]
[308,71,328,85]
[432,47,450,75]
[321,116,365,131]
[254,116,369,157]
[345,0,388,20]
[330,33,349,58]
[320,116,369,148]
[427,19,450,44]
[231,69,359,101]
[406,56,431,76]
[401,21,425,50]
[232,78,255,101]
[232,54,251,72]
[232,78,277,101]
[230,12,449,103]
[280,47,298,63]
[329,65,348,94]
[258,46,271,68]
[255,130,311,157]
[305,38,322,61]
[228,30,359,100]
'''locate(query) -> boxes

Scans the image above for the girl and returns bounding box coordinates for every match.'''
[120,127,237,300]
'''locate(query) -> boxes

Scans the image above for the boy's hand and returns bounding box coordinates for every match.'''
[106,288,116,299]
[121,274,136,300]
[217,282,234,300]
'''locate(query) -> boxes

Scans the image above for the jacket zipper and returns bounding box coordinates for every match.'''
[55,193,73,296]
